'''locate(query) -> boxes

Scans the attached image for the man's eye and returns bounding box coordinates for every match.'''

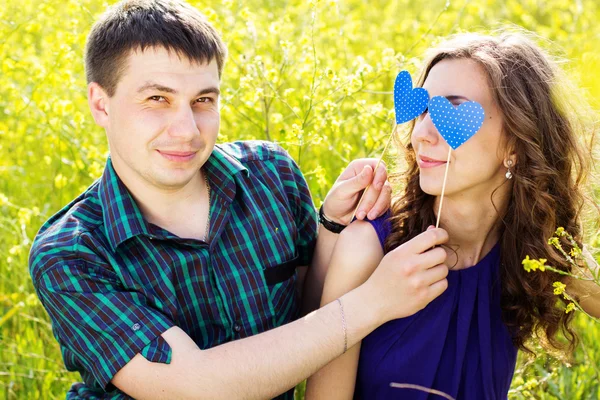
[196,97,214,104]
[149,95,166,102]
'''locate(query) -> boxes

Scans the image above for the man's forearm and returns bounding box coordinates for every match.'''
[301,225,339,315]
[182,286,379,400]
[115,227,448,400]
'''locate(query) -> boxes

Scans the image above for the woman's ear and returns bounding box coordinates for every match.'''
[503,153,517,169]
[502,139,518,168]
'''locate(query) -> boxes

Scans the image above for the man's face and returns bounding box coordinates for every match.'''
[92,46,221,192]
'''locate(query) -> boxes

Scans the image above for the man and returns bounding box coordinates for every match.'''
[29,1,449,398]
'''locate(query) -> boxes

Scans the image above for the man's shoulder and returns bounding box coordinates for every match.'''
[29,181,104,283]
[216,140,293,165]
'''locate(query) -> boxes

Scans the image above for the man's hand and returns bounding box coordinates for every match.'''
[322,159,392,225]
[363,226,450,324]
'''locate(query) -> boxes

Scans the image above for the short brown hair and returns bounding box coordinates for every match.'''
[85,0,227,96]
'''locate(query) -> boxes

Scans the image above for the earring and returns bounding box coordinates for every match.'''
[505,160,513,180]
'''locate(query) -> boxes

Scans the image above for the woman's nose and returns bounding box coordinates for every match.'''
[412,113,440,145]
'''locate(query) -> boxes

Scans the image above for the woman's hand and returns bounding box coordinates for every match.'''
[321,159,392,225]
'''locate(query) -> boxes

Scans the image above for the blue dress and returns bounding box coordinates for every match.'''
[354,213,518,399]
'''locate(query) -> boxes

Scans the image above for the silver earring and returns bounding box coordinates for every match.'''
[505,160,513,180]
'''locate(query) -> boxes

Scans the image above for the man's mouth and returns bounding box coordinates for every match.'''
[157,150,198,162]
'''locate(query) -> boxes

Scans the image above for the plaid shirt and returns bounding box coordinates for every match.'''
[29,141,318,399]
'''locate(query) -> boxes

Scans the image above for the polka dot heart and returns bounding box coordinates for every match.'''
[428,96,485,150]
[394,70,429,124]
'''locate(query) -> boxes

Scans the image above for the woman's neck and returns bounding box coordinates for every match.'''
[433,188,509,270]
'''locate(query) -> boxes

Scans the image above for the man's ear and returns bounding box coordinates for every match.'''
[88,82,110,128]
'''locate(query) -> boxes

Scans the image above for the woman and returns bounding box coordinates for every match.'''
[305,32,600,399]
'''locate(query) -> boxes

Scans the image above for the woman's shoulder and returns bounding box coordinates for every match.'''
[321,218,385,301]
[337,214,389,261]
[353,210,392,251]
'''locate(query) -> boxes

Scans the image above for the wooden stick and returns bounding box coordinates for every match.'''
[435,147,452,228]
[390,383,456,400]
[350,124,398,222]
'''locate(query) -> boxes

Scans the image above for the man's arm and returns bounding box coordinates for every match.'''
[305,221,384,399]
[299,160,392,314]
[113,287,376,399]
[112,228,450,399]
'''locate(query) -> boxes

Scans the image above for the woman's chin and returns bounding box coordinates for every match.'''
[419,178,443,196]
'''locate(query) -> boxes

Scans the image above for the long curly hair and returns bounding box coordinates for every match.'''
[385,32,598,353]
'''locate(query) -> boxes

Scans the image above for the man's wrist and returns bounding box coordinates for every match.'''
[337,285,383,347]
[318,204,347,233]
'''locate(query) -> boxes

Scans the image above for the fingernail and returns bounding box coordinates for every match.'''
[358,211,366,219]
[427,225,435,231]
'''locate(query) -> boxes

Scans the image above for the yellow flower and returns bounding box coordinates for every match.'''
[538,258,547,271]
[548,237,560,247]
[54,173,68,189]
[283,88,296,98]
[555,227,566,237]
[17,208,32,225]
[569,247,582,258]
[522,256,547,272]
[9,245,23,256]
[553,281,566,295]
[522,255,534,272]
[291,124,304,138]
[565,303,576,313]
[324,67,335,79]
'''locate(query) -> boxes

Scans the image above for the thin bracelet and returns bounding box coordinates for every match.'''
[336,298,348,354]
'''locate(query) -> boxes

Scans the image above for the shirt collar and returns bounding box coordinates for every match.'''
[203,144,249,203]
[97,157,152,252]
[97,147,248,251]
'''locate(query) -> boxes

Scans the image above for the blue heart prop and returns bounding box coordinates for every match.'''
[394,70,429,124]
[428,96,485,150]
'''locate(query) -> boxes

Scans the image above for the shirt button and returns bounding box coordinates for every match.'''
[132,323,141,331]
[233,323,242,333]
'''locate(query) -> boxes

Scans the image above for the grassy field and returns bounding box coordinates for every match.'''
[1,0,599,398]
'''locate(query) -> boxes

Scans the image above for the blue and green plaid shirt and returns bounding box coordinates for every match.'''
[29,141,318,399]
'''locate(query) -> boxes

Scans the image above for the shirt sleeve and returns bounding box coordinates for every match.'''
[34,261,175,391]
[275,149,318,266]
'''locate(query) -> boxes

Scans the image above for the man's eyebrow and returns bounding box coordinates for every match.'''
[137,82,178,94]
[196,87,220,97]
[137,82,220,97]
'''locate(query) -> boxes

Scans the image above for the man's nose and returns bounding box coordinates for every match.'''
[167,106,200,139]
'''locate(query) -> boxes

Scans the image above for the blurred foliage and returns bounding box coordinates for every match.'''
[0,0,599,398]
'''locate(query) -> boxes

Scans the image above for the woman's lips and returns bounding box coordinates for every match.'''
[157,150,197,162]
[418,155,447,168]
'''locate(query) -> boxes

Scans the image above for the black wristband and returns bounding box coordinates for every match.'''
[319,205,347,234]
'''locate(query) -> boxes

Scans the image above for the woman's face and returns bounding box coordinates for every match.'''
[411,58,509,200]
